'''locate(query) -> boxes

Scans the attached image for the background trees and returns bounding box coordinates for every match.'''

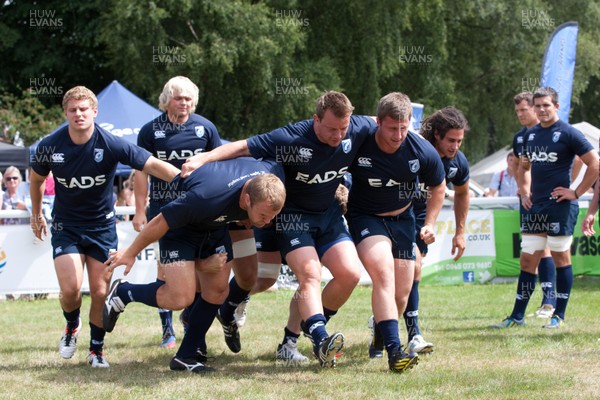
[1,0,598,164]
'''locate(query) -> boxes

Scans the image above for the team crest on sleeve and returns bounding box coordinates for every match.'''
[517,136,523,143]
[409,159,420,173]
[195,126,205,138]
[341,139,352,154]
[448,167,458,179]
[552,131,561,143]
[94,148,104,163]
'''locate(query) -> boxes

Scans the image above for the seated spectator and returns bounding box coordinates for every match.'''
[1,166,28,225]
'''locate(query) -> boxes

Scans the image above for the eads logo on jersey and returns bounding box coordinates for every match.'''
[56,175,107,189]
[0,247,7,274]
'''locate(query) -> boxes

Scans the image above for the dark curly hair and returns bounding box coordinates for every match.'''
[420,106,469,145]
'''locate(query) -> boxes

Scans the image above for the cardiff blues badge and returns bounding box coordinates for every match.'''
[341,139,352,154]
[409,159,420,173]
[448,167,458,179]
[552,131,561,143]
[94,148,104,163]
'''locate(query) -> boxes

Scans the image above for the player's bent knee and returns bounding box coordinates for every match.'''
[546,235,573,252]
[254,277,277,293]
[168,296,194,311]
[521,235,547,254]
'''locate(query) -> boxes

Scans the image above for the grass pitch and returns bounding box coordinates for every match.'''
[1,279,599,399]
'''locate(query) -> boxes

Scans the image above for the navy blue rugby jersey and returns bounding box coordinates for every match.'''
[512,127,527,157]
[443,150,470,187]
[161,158,284,230]
[348,131,444,214]
[138,113,222,206]
[246,115,376,212]
[523,119,593,204]
[31,124,151,226]
[413,149,470,212]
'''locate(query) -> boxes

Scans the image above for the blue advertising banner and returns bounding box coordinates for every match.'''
[540,22,579,123]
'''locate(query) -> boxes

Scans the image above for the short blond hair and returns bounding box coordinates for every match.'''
[158,76,199,112]
[377,92,412,122]
[315,91,354,120]
[62,86,98,111]
[246,174,286,212]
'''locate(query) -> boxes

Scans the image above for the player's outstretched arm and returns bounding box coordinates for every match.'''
[142,156,180,183]
[181,139,251,177]
[105,213,170,275]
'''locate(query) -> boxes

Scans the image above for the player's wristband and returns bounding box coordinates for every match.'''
[574,189,579,199]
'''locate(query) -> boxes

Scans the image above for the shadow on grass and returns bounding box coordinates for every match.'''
[571,275,600,291]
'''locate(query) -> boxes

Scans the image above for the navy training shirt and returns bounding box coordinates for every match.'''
[512,126,527,158]
[31,124,151,226]
[523,119,594,204]
[137,113,222,210]
[413,149,470,212]
[246,115,376,212]
[348,131,445,214]
[161,158,284,230]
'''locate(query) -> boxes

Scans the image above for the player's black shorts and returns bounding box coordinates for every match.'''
[158,225,233,264]
[520,200,579,236]
[346,208,416,260]
[272,202,352,258]
[51,223,117,263]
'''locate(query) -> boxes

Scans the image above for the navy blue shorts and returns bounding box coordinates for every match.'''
[254,226,279,252]
[51,223,117,263]
[273,202,352,258]
[520,200,579,236]
[346,209,416,260]
[158,226,233,264]
[413,206,427,255]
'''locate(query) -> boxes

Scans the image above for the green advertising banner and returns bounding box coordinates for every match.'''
[494,207,600,277]
[420,207,600,285]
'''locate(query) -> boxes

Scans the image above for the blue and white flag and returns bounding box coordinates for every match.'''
[540,21,578,123]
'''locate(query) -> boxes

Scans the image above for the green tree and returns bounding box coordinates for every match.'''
[98,0,328,139]
[0,91,63,145]
[0,1,112,103]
